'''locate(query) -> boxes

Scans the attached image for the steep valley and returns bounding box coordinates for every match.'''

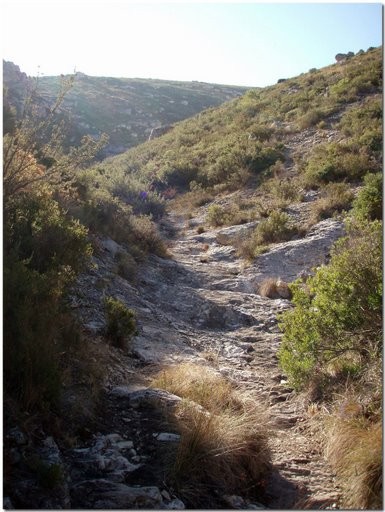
[4,47,382,510]
[5,190,346,509]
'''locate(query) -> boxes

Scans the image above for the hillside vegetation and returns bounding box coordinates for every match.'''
[93,46,381,193]
[3,46,382,509]
[3,60,247,157]
[75,46,382,508]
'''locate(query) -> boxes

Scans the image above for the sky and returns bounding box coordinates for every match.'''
[1,1,383,87]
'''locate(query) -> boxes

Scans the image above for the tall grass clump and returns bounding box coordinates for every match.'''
[326,418,382,509]
[151,363,242,413]
[151,363,271,507]
[310,182,354,222]
[171,405,271,507]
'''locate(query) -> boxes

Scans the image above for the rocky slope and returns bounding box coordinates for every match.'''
[4,195,345,509]
[5,49,381,509]
[4,96,357,511]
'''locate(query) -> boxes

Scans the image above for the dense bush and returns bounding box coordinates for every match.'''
[338,97,382,153]
[104,297,137,350]
[297,108,326,129]
[237,210,299,260]
[5,188,91,274]
[278,220,382,389]
[75,174,168,260]
[262,174,303,206]
[114,251,138,282]
[303,142,376,187]
[4,189,91,410]
[254,210,298,245]
[352,172,382,221]
[206,204,226,226]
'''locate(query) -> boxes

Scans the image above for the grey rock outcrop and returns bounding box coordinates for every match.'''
[71,479,164,509]
[148,125,173,141]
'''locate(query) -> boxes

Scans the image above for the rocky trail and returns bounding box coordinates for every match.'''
[58,200,343,509]
[6,202,345,509]
[5,118,357,510]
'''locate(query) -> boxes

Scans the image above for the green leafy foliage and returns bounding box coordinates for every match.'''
[352,172,382,221]
[237,210,299,260]
[278,220,382,389]
[2,79,100,413]
[206,204,249,227]
[5,187,91,274]
[4,189,91,410]
[254,210,298,244]
[104,297,138,350]
[74,168,168,259]
[338,97,382,153]
[96,47,381,202]
[303,141,376,187]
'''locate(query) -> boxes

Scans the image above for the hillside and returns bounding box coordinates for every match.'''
[3,47,382,510]
[3,60,248,156]
[97,46,381,192]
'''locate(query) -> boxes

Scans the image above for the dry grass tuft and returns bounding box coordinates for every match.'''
[258,277,292,299]
[326,417,382,509]
[151,363,271,506]
[151,363,242,413]
[170,403,271,506]
[310,182,354,223]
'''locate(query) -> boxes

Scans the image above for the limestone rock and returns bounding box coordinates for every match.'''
[215,221,259,245]
[102,237,122,257]
[71,479,163,509]
[162,497,186,509]
[154,432,181,442]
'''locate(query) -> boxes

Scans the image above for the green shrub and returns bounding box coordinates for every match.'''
[3,190,91,410]
[207,204,226,226]
[352,172,382,221]
[78,187,133,242]
[77,183,168,259]
[161,163,199,190]
[4,188,91,275]
[104,297,137,349]
[303,142,375,187]
[310,182,354,222]
[278,220,382,389]
[263,176,303,205]
[236,210,298,260]
[127,214,169,258]
[254,210,297,244]
[298,109,325,129]
[338,98,382,153]
[110,174,166,219]
[115,251,138,281]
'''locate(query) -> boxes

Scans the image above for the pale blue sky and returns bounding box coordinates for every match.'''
[1,1,383,87]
